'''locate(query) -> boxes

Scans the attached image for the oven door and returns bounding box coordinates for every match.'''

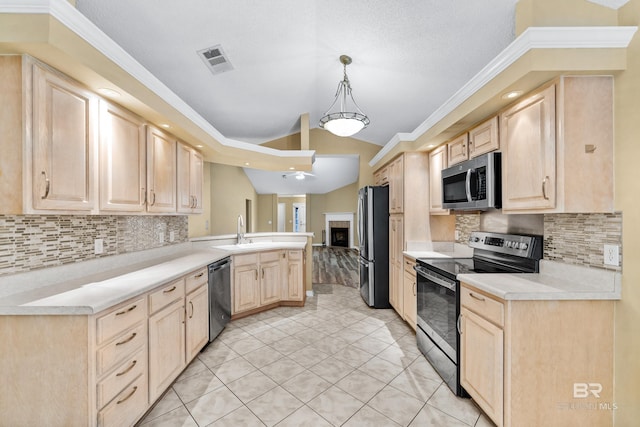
[414,264,458,362]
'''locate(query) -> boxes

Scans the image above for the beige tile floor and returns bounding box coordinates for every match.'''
[138,284,495,427]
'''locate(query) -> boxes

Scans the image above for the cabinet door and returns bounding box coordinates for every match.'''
[447,133,469,166]
[99,100,147,212]
[233,265,260,314]
[429,145,449,214]
[469,116,499,158]
[190,150,204,213]
[501,85,556,211]
[185,284,209,362]
[389,156,404,213]
[260,261,281,306]
[286,251,304,301]
[389,215,404,314]
[177,142,204,214]
[31,65,97,211]
[460,307,504,427]
[148,300,185,402]
[146,126,177,213]
[402,261,417,329]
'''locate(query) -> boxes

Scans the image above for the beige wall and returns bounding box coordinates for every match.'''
[614,3,640,424]
[256,194,277,232]
[208,162,258,235]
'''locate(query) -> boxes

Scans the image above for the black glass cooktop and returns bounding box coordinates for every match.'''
[417,257,524,281]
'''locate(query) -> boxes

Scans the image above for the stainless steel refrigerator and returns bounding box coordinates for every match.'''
[357,186,390,308]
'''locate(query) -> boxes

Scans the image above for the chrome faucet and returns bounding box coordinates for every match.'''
[237,214,246,244]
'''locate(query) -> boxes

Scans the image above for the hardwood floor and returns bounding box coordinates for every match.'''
[312,246,359,289]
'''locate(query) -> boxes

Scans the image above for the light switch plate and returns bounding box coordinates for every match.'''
[159,232,165,244]
[169,231,175,242]
[604,245,619,266]
[94,238,104,255]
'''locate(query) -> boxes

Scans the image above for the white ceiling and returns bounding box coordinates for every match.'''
[244,155,360,195]
[76,0,519,148]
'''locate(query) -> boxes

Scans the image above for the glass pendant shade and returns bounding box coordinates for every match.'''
[319,55,369,137]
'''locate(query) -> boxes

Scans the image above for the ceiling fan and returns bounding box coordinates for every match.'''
[282,171,315,180]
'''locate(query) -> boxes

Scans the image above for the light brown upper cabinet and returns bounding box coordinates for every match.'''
[31,63,98,212]
[447,133,469,166]
[500,76,613,213]
[388,156,404,213]
[146,126,177,213]
[177,142,204,214]
[447,116,499,167]
[468,116,499,158]
[99,100,147,212]
[429,145,449,215]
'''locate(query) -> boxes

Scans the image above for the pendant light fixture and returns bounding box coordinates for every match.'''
[319,55,370,137]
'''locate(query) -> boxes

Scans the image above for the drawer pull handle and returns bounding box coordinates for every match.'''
[115,305,137,316]
[116,332,137,346]
[116,360,137,377]
[413,282,417,296]
[163,285,177,293]
[189,301,194,319]
[194,272,204,278]
[117,386,138,405]
[469,292,485,302]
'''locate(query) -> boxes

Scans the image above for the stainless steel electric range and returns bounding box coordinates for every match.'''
[414,231,543,396]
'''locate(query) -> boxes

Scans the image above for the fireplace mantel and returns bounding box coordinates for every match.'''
[324,212,354,248]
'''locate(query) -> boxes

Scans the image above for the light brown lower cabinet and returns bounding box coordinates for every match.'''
[232,249,305,318]
[0,266,211,427]
[459,282,614,427]
[402,257,417,330]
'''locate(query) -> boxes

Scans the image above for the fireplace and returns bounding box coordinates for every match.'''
[324,213,354,248]
[328,220,350,248]
[330,227,349,247]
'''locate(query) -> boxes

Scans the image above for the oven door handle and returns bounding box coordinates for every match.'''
[413,265,456,291]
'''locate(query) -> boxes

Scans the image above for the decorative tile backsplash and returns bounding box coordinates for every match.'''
[0,215,189,277]
[544,213,622,271]
[455,213,481,244]
[454,211,623,270]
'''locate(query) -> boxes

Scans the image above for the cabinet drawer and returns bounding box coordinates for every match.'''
[234,253,258,266]
[185,267,207,294]
[96,322,146,376]
[97,348,147,410]
[149,279,185,314]
[461,286,504,327]
[288,250,302,261]
[403,258,415,274]
[97,374,148,427]
[259,250,281,263]
[96,298,146,345]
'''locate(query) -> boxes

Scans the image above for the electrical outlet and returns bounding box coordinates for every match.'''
[169,231,175,242]
[159,232,165,244]
[455,230,461,240]
[94,238,104,255]
[604,245,619,266]
[205,220,209,231]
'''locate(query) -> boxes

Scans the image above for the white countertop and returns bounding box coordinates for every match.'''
[0,239,307,316]
[459,260,621,301]
[403,242,474,261]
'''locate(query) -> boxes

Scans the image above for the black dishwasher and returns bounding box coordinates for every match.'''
[208,257,231,341]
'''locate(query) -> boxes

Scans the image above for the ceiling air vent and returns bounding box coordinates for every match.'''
[197,44,234,75]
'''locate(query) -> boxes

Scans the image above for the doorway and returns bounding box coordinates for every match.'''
[293,202,306,232]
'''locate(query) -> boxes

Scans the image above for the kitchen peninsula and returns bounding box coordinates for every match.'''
[0,232,311,427]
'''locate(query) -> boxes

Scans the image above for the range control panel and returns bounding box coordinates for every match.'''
[468,231,542,259]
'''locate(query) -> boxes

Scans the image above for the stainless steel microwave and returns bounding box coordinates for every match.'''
[441,152,501,210]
